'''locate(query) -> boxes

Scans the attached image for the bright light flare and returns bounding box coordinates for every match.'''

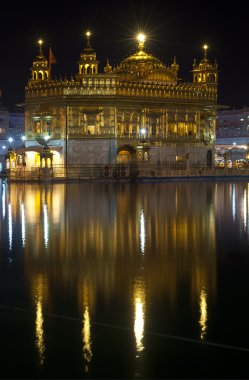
[137,33,146,43]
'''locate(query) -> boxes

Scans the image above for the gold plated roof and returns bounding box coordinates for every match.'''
[115,47,177,83]
[114,35,178,83]
[122,49,161,64]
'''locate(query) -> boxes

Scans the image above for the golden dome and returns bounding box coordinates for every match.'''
[122,49,161,64]
[114,36,178,84]
[33,54,47,64]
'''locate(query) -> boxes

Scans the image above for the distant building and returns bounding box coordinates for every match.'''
[216,108,249,165]
[0,94,25,144]
[9,106,25,143]
[19,32,218,174]
[216,107,249,144]
[0,92,25,173]
[0,93,9,141]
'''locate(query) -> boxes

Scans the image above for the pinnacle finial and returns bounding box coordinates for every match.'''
[203,44,208,58]
[38,39,43,55]
[86,31,91,47]
[137,33,146,51]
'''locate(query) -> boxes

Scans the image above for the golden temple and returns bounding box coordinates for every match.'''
[11,32,219,177]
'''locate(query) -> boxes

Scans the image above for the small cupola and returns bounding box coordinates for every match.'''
[192,44,218,84]
[30,40,49,82]
[104,58,112,73]
[77,31,99,76]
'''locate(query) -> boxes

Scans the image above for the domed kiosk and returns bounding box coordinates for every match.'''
[115,33,179,84]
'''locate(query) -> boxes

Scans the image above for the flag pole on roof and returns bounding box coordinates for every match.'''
[49,47,57,79]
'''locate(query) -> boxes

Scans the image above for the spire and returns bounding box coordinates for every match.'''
[203,44,208,59]
[38,39,44,56]
[104,58,112,73]
[86,30,91,47]
[171,56,179,77]
[137,33,146,51]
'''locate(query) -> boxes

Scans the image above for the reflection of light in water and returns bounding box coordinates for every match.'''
[2,183,6,218]
[36,295,45,365]
[21,203,25,247]
[52,191,61,223]
[232,184,236,221]
[133,278,145,355]
[140,209,145,254]
[8,203,12,250]
[243,189,247,230]
[248,185,249,233]
[199,287,208,340]
[82,304,92,372]
[43,204,48,248]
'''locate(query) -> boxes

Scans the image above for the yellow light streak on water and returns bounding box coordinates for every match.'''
[82,304,92,372]
[199,287,208,340]
[36,295,45,365]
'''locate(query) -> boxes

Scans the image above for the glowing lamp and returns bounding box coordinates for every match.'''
[137,33,146,43]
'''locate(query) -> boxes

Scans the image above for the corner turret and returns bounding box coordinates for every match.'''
[30,40,49,82]
[192,44,218,84]
[76,31,99,81]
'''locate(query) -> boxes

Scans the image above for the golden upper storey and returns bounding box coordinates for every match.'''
[26,34,218,103]
[114,48,178,83]
[113,33,179,83]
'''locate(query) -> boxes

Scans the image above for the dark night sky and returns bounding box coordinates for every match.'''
[0,0,248,110]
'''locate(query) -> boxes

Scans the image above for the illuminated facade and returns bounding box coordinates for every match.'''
[23,33,218,171]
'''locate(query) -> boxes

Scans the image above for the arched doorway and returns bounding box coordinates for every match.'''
[117,146,135,164]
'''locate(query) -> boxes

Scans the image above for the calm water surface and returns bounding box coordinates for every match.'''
[0,179,249,379]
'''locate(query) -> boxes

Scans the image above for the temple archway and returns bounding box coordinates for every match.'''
[117,145,135,164]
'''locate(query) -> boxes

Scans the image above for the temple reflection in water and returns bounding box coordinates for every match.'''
[1,180,249,374]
